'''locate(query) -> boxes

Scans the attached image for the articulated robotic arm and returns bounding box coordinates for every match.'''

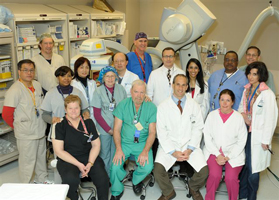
[147,0,216,70]
[72,0,216,71]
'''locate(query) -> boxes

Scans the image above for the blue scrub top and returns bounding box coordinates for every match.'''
[208,69,248,111]
[127,52,153,83]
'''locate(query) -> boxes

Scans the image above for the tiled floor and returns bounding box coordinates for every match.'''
[1,136,279,200]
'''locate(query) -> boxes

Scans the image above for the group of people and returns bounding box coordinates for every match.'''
[2,31,278,200]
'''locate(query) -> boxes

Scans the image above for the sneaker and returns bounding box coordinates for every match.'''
[133,182,144,195]
[33,179,54,184]
[110,191,123,200]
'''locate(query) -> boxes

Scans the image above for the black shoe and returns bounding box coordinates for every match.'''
[110,191,123,200]
[133,182,144,195]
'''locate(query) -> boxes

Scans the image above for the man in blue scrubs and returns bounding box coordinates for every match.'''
[208,51,248,111]
[127,32,153,83]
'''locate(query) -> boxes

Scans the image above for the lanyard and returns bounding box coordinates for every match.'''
[105,86,115,103]
[213,70,237,99]
[80,82,90,104]
[219,70,236,88]
[20,79,38,116]
[134,49,146,82]
[132,101,143,124]
[66,115,89,135]
[247,84,260,111]
[57,85,72,100]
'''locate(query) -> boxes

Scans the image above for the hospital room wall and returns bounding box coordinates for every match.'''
[1,0,278,91]
[0,0,92,5]
[106,0,279,93]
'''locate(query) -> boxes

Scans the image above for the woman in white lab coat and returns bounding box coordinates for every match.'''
[186,58,209,121]
[238,61,278,200]
[72,57,97,123]
[203,89,247,200]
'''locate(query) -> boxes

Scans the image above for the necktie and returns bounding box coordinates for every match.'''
[118,77,123,84]
[167,69,171,85]
[177,100,183,114]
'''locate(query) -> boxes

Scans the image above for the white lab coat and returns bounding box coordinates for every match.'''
[119,69,139,97]
[71,78,97,122]
[238,88,278,173]
[32,53,65,91]
[203,109,247,168]
[155,95,207,172]
[187,80,210,121]
[147,64,185,106]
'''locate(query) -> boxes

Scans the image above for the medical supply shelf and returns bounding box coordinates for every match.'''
[3,3,69,65]
[0,32,18,166]
[47,4,91,59]
[70,5,126,43]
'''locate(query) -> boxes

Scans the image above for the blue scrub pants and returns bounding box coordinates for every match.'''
[110,142,154,196]
[239,132,260,200]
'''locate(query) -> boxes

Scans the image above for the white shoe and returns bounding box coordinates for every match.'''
[33,179,54,184]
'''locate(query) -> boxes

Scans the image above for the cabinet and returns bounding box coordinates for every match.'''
[70,5,126,43]
[3,3,69,65]
[0,32,18,166]
[47,5,91,59]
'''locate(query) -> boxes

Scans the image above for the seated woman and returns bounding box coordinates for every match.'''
[203,89,247,200]
[41,66,89,136]
[52,95,109,200]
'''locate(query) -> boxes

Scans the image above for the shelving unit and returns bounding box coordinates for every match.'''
[0,32,18,166]
[70,5,126,44]
[47,5,91,59]
[3,3,69,65]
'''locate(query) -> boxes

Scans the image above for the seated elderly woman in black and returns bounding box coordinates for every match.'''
[52,95,109,200]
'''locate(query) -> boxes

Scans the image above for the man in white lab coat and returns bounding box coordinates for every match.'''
[147,47,185,106]
[147,47,185,159]
[32,33,65,93]
[113,52,139,97]
[154,74,208,200]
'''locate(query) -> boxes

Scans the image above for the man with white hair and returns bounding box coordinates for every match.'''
[32,33,65,93]
[110,79,157,200]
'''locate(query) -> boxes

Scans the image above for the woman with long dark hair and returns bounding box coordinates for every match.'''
[186,58,209,120]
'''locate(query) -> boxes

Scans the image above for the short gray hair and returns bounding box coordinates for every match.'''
[131,79,146,90]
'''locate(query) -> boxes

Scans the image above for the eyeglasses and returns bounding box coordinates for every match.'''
[246,54,258,58]
[114,60,125,64]
[104,75,115,79]
[163,55,174,59]
[224,58,237,63]
[21,69,35,73]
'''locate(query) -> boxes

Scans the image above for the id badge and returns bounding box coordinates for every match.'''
[87,134,93,143]
[134,130,140,143]
[135,122,143,131]
[109,103,115,111]
[211,102,215,110]
[35,109,40,118]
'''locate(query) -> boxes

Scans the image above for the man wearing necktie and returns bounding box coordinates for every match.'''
[154,74,208,200]
[146,47,185,159]
[147,47,185,107]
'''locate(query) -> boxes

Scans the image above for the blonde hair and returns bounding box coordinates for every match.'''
[64,95,81,109]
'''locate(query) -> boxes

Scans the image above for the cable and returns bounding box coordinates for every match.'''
[266,165,279,189]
